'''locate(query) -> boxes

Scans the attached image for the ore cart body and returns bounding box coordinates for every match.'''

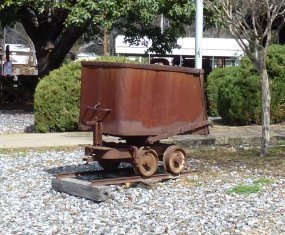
[79,61,209,177]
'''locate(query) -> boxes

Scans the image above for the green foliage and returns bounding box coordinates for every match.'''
[228,184,260,195]
[253,177,274,185]
[266,44,285,79]
[271,77,285,123]
[34,56,137,132]
[207,67,239,117]
[207,62,261,124]
[228,177,273,195]
[112,0,214,55]
[0,0,203,58]
[0,0,218,78]
[266,45,285,123]
[34,62,81,132]
[217,68,261,125]
[94,56,144,63]
[119,1,194,55]
[207,44,285,125]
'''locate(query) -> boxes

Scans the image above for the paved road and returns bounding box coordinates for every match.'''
[0,124,284,149]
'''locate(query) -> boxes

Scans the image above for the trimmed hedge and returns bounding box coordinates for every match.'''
[207,44,285,125]
[267,45,285,123]
[217,68,261,125]
[34,56,140,132]
[34,62,81,132]
[206,66,240,117]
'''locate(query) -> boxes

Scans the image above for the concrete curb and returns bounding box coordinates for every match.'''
[0,124,285,149]
[163,135,285,147]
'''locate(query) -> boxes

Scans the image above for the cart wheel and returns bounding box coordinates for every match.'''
[163,146,186,174]
[98,160,120,171]
[134,148,158,177]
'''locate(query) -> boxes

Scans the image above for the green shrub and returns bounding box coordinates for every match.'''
[267,45,285,123]
[253,177,274,185]
[267,44,285,79]
[95,55,144,63]
[34,56,139,132]
[34,62,81,132]
[217,69,261,125]
[206,67,236,117]
[207,44,285,125]
[271,76,285,123]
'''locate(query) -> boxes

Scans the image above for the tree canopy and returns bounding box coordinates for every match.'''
[0,0,201,77]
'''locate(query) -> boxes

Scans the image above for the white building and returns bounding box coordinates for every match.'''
[115,35,247,68]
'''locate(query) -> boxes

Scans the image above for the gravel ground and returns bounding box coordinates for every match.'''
[0,111,285,234]
[0,149,285,234]
[0,110,35,134]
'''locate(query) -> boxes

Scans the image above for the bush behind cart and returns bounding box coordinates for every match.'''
[34,56,139,132]
[207,44,285,125]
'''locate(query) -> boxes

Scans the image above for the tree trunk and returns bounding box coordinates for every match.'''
[18,8,89,78]
[260,67,271,157]
[33,24,88,77]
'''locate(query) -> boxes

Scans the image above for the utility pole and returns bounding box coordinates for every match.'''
[160,14,164,33]
[195,0,204,69]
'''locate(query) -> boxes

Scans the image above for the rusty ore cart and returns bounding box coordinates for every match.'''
[79,61,209,177]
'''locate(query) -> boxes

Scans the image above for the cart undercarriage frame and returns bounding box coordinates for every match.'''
[82,103,209,177]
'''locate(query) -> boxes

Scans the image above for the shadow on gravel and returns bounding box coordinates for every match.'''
[24,125,36,133]
[45,162,137,176]
[0,102,34,112]
[45,163,101,176]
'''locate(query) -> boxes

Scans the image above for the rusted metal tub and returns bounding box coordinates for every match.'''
[80,62,208,138]
[79,61,209,177]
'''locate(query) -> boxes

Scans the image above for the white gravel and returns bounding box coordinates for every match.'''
[0,110,34,134]
[0,149,284,234]
[0,111,285,234]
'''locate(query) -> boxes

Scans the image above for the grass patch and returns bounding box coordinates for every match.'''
[228,184,261,195]
[0,146,81,154]
[187,146,285,174]
[253,177,275,185]
[228,177,274,195]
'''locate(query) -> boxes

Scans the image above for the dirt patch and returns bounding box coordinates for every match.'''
[186,146,285,177]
